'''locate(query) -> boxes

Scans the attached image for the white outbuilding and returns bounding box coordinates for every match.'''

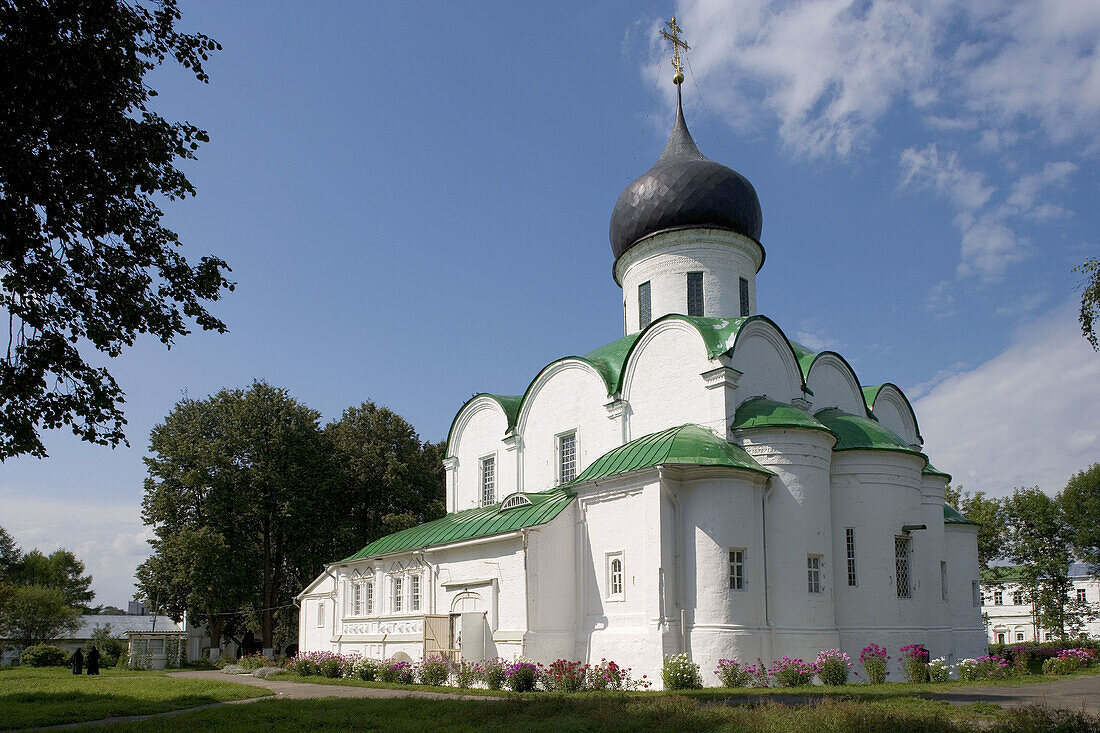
[298,83,987,685]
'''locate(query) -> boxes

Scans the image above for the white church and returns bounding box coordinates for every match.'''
[298,55,987,684]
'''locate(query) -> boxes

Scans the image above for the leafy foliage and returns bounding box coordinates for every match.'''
[956,488,1006,568]
[1077,257,1100,350]
[0,526,21,583]
[82,622,126,667]
[19,643,68,666]
[1062,463,1100,568]
[0,584,81,647]
[0,0,233,460]
[8,548,95,612]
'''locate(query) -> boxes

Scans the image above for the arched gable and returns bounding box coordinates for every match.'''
[806,352,869,417]
[515,359,610,435]
[447,395,513,512]
[446,394,516,459]
[726,318,804,407]
[863,383,922,448]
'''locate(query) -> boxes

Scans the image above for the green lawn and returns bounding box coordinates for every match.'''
[265,671,510,695]
[61,695,1100,733]
[0,666,271,730]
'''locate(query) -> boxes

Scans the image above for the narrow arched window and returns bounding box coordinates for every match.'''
[610,557,623,597]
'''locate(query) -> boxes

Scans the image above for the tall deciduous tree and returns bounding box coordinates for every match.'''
[0,526,21,583]
[958,489,1005,569]
[1063,463,1100,567]
[1002,487,1090,639]
[0,584,81,648]
[1078,258,1100,349]
[0,0,233,460]
[8,548,95,612]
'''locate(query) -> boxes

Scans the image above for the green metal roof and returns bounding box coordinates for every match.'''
[860,383,924,443]
[923,462,952,481]
[980,565,1024,583]
[861,385,884,412]
[731,397,835,436]
[944,502,980,527]
[787,340,819,380]
[571,424,774,485]
[583,333,642,393]
[342,488,575,561]
[814,408,920,455]
[446,393,523,448]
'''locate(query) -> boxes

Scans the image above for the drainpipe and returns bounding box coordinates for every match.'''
[521,527,530,657]
[761,479,775,659]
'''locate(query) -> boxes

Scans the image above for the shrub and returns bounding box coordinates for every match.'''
[21,644,69,667]
[928,657,951,683]
[348,656,379,681]
[958,655,1012,681]
[251,666,283,678]
[816,649,851,686]
[378,659,414,684]
[482,658,507,690]
[588,659,628,690]
[769,657,817,687]
[418,654,452,686]
[662,653,702,690]
[185,657,218,670]
[542,658,589,692]
[714,659,754,688]
[319,655,343,678]
[1042,649,1093,676]
[284,653,319,676]
[239,653,277,671]
[219,663,244,675]
[505,660,538,692]
[900,644,930,683]
[84,624,126,667]
[453,660,482,689]
[860,643,889,684]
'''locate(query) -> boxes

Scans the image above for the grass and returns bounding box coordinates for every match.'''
[264,671,511,695]
[60,695,1100,732]
[0,666,271,730]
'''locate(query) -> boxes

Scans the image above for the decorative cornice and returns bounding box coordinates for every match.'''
[604,398,629,420]
[701,365,742,390]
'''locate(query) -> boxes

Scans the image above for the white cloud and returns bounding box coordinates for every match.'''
[1,491,150,607]
[899,144,994,211]
[914,304,1100,496]
[795,330,841,352]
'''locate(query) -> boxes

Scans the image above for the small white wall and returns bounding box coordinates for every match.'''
[728,322,803,408]
[615,229,763,334]
[805,355,866,416]
[622,322,719,438]
[870,386,921,448]
[526,504,579,661]
[945,525,988,661]
[298,571,336,655]
[449,399,510,511]
[518,362,618,493]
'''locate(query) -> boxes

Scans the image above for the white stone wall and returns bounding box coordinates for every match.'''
[805,355,866,416]
[448,397,511,512]
[615,229,762,334]
[983,575,1100,643]
[727,321,804,409]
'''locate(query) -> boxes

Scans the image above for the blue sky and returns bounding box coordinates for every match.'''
[3,0,1099,606]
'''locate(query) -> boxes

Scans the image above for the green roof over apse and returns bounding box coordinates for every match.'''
[814,408,920,455]
[342,488,575,561]
[571,424,774,485]
[944,503,981,527]
[861,385,884,412]
[731,397,835,435]
[787,340,819,379]
[923,462,952,481]
[582,332,642,393]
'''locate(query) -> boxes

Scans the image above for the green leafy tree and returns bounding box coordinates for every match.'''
[0,584,81,648]
[139,381,334,651]
[957,489,1005,569]
[0,0,233,460]
[9,548,95,612]
[944,485,961,509]
[82,622,126,667]
[1002,487,1085,639]
[326,402,445,558]
[1062,463,1100,567]
[1077,258,1100,349]
[0,526,21,583]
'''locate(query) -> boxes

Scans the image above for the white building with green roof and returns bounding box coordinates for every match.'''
[297,76,987,685]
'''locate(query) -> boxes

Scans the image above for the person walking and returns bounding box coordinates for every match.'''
[70,647,83,675]
[86,645,100,675]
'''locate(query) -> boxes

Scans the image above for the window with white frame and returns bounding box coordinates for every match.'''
[1078,588,1088,603]
[895,536,912,598]
[411,574,421,611]
[607,553,624,600]
[941,561,948,601]
[639,281,651,328]
[317,599,325,627]
[729,548,745,591]
[993,589,1002,605]
[365,579,374,614]
[1016,632,1025,642]
[480,455,495,507]
[352,581,363,616]
[558,431,577,484]
[392,576,404,613]
[1013,590,1023,605]
[845,528,857,586]
[807,555,822,593]
[686,272,704,317]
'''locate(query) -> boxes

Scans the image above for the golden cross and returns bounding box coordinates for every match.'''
[660,16,690,84]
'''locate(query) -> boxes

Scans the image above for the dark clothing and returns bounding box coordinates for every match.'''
[70,648,83,675]
[87,647,100,675]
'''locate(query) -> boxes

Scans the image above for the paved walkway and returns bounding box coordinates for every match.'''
[926,674,1100,713]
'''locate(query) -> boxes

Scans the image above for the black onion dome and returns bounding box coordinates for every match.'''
[609,91,762,259]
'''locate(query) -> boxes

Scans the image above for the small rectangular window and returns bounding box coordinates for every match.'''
[1013,590,1023,605]
[411,575,421,611]
[1078,588,1087,603]
[365,580,374,614]
[972,580,980,607]
[608,554,624,599]
[739,277,750,317]
[729,549,745,591]
[639,281,652,328]
[480,456,495,507]
[807,555,821,593]
[687,272,704,317]
[994,589,1002,605]
[393,577,404,613]
[317,600,325,627]
[559,432,577,484]
[895,536,912,598]
[941,561,948,601]
[353,582,363,616]
[1016,632,1025,642]
[845,528,857,586]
